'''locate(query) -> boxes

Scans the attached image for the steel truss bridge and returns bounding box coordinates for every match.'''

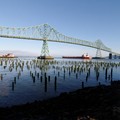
[0,24,119,57]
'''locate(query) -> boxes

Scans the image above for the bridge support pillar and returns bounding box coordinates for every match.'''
[41,40,49,56]
[96,48,102,58]
[95,40,103,58]
[37,40,54,59]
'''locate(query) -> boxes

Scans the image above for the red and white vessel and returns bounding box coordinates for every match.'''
[0,53,15,58]
[81,53,92,59]
[62,53,92,59]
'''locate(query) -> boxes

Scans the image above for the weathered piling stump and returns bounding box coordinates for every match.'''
[88,68,90,76]
[44,72,46,78]
[58,72,60,77]
[12,82,14,91]
[96,72,99,81]
[82,81,84,89]
[76,73,78,79]
[111,68,113,80]
[105,68,108,80]
[99,82,101,86]
[33,76,35,83]
[108,75,111,80]
[54,76,57,91]
[64,73,65,80]
[45,76,47,81]
[14,77,16,84]
[48,76,50,82]
[45,77,47,92]
[37,73,39,78]
[32,73,34,78]
[0,74,3,80]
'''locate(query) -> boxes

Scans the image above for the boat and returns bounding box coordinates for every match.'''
[37,56,54,59]
[62,53,92,59]
[92,57,105,59]
[0,53,16,58]
[81,53,92,59]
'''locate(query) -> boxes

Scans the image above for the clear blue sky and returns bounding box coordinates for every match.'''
[0,0,120,57]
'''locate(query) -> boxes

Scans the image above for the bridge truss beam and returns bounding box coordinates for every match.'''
[0,24,119,55]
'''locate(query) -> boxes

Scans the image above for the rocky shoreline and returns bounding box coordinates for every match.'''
[0,81,120,120]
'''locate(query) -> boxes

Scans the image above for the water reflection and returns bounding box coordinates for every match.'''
[0,58,119,106]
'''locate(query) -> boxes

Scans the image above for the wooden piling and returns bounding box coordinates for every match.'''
[58,72,60,77]
[48,76,50,82]
[111,68,113,80]
[96,72,99,81]
[12,82,14,91]
[82,82,84,89]
[44,72,46,78]
[33,76,35,83]
[76,73,78,79]
[105,68,108,80]
[54,76,57,91]
[37,73,39,78]
[99,82,101,86]
[14,77,16,84]
[108,75,110,80]
[45,77,47,92]
[64,73,65,79]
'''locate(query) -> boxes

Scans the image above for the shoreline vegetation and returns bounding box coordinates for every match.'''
[0,81,120,120]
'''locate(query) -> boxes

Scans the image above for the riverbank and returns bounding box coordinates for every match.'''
[0,81,120,120]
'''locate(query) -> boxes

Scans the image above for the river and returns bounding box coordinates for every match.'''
[0,57,119,107]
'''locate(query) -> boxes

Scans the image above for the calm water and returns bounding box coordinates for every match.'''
[0,57,120,107]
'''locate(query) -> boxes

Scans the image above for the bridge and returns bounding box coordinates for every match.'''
[0,24,119,58]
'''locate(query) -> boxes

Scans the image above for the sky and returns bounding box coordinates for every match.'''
[0,0,120,57]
